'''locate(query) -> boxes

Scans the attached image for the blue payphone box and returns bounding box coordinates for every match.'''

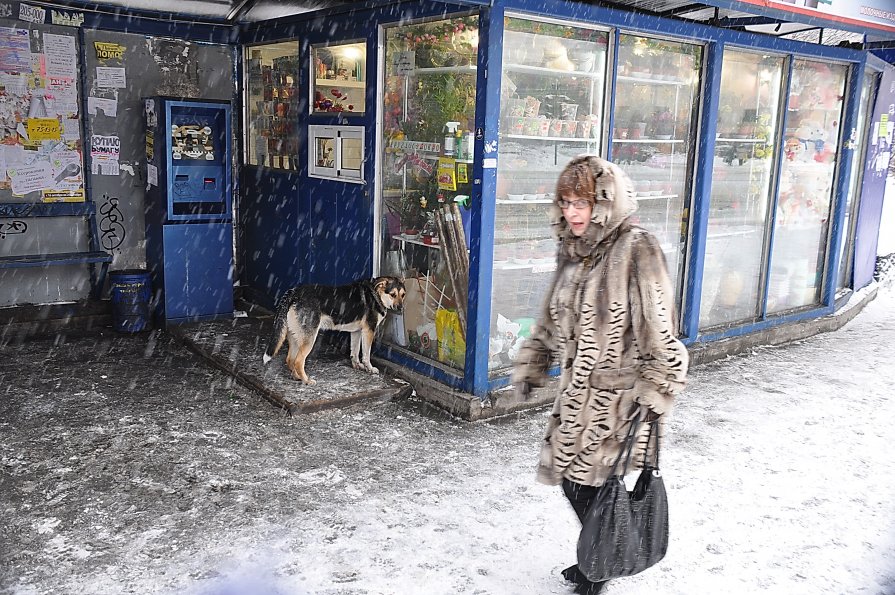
[143,97,233,325]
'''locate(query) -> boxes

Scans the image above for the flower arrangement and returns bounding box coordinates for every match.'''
[314,88,354,113]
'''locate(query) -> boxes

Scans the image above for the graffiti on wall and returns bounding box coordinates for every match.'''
[99,194,125,250]
[0,220,27,238]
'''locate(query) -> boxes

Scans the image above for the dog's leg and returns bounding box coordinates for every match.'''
[350,330,363,370]
[361,327,379,374]
[293,326,320,386]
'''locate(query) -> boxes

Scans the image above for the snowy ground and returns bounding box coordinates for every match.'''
[2,293,895,595]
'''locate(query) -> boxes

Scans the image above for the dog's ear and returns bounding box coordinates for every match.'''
[373,277,388,293]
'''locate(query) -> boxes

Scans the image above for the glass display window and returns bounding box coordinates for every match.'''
[700,51,786,329]
[308,125,364,182]
[488,16,609,371]
[378,15,479,370]
[311,41,367,115]
[244,41,300,170]
[612,34,703,310]
[837,71,877,292]
[767,59,847,314]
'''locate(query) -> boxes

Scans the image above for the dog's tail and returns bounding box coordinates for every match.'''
[263,289,293,364]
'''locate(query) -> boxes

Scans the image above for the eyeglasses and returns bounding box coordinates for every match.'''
[558,198,591,210]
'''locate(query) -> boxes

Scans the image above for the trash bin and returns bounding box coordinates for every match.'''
[109,269,151,332]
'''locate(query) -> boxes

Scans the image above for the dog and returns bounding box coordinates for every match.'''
[262,276,405,385]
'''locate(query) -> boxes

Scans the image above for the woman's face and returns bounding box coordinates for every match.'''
[560,193,593,237]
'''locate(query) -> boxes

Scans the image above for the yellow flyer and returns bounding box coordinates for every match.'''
[26,118,61,142]
[437,157,457,191]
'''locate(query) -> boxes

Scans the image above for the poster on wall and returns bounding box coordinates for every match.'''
[0,26,84,202]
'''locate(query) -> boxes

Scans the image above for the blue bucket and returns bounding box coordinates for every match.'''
[109,269,152,333]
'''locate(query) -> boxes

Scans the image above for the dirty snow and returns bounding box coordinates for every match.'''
[2,292,895,594]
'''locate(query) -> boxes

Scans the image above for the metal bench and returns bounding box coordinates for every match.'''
[0,202,112,299]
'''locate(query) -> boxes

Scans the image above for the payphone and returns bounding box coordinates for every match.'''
[143,97,233,325]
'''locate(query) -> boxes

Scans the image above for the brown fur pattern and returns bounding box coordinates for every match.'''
[263,276,405,385]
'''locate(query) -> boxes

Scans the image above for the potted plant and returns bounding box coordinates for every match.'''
[652,108,674,139]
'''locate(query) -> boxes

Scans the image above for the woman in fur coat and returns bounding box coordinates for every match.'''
[513,155,689,594]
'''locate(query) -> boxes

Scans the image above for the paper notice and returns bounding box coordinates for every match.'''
[91,158,119,176]
[61,118,81,142]
[87,96,118,117]
[3,144,27,167]
[43,33,76,79]
[91,134,120,159]
[26,118,61,142]
[19,4,46,24]
[0,72,27,95]
[96,66,126,88]
[0,28,31,72]
[10,163,53,195]
[147,163,158,187]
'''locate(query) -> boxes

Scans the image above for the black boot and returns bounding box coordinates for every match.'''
[575,579,608,595]
[561,564,587,584]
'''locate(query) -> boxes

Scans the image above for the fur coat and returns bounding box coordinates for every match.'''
[512,157,689,487]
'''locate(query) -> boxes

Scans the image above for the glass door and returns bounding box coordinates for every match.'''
[378,16,479,370]
[837,70,878,292]
[488,16,609,371]
[613,34,703,311]
[700,50,786,329]
[767,59,847,314]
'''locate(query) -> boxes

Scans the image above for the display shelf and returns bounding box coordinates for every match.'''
[504,63,602,78]
[316,78,365,88]
[716,137,766,144]
[635,193,678,201]
[613,138,686,144]
[412,65,477,75]
[617,75,690,86]
[392,234,441,249]
[503,133,599,142]
[496,198,553,204]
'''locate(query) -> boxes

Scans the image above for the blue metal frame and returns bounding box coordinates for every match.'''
[682,40,724,342]
[756,56,793,318]
[463,5,503,396]
[823,58,866,306]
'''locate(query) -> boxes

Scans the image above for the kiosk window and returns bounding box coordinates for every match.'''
[244,41,300,170]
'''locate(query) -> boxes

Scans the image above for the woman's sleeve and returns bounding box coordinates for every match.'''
[629,232,689,414]
[511,302,557,388]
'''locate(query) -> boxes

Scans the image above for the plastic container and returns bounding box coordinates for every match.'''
[109,269,152,333]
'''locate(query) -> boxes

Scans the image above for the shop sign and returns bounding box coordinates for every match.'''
[19,4,45,24]
[51,10,85,27]
[389,139,440,154]
[437,157,457,191]
[733,0,895,33]
[26,118,61,142]
[94,42,125,61]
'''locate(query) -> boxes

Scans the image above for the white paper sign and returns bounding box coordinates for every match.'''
[96,66,126,88]
[0,73,27,95]
[147,163,158,187]
[9,163,52,195]
[91,134,120,158]
[42,33,76,79]
[61,118,81,141]
[87,96,118,117]
[393,51,415,75]
[91,158,119,176]
[18,4,46,24]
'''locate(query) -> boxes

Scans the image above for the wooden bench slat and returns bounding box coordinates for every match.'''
[0,251,112,268]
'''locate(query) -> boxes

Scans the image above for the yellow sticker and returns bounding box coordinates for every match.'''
[94,42,125,60]
[26,118,61,142]
[880,114,889,137]
[437,157,457,191]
